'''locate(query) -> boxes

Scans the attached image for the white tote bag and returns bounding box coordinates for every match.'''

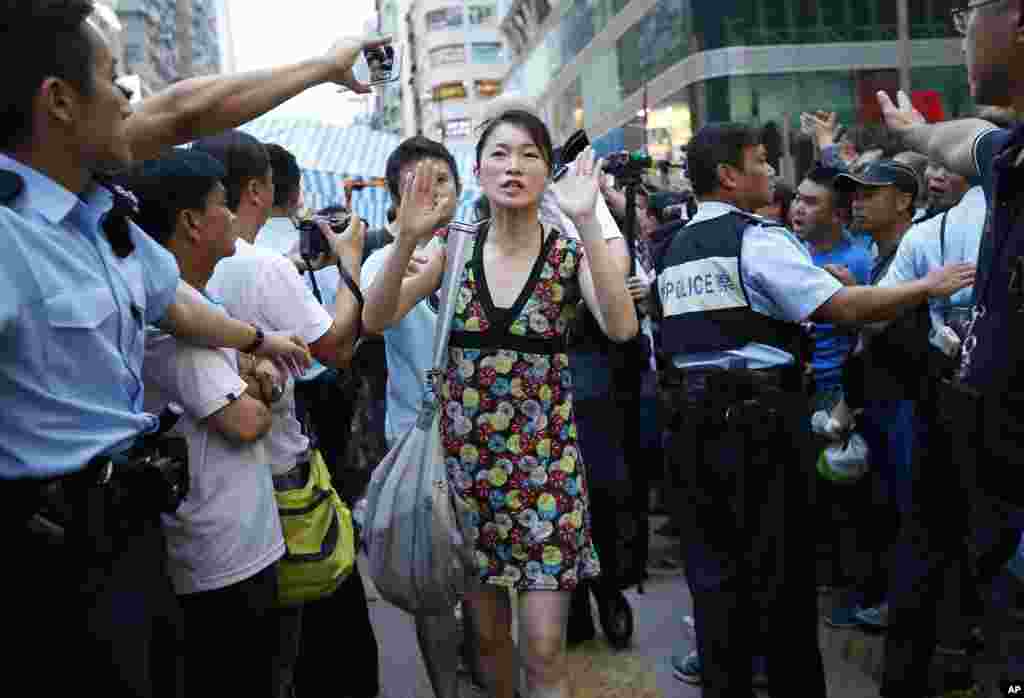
[361,221,480,615]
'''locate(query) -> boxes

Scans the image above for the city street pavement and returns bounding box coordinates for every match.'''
[360,516,1024,697]
[361,516,888,697]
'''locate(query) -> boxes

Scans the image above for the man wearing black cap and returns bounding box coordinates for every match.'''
[836,160,922,276]
[122,150,288,696]
[824,161,929,633]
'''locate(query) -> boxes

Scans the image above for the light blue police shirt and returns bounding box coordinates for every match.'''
[0,153,180,478]
[671,201,843,371]
[878,186,985,332]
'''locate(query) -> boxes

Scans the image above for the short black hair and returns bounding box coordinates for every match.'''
[385,136,461,205]
[117,149,227,246]
[686,123,763,197]
[0,0,97,151]
[476,110,554,174]
[191,130,269,212]
[264,143,301,209]
[802,164,850,212]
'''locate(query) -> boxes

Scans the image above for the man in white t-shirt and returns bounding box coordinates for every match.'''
[198,132,365,476]
[124,150,286,696]
[256,143,384,698]
[195,130,368,697]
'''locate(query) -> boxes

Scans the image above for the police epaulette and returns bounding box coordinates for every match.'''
[0,170,24,205]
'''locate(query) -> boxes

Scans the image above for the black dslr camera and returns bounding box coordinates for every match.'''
[603,150,654,182]
[298,213,393,264]
[297,213,352,259]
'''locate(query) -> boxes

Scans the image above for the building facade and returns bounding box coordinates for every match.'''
[501,0,970,183]
[374,0,405,134]
[403,0,512,144]
[113,0,224,93]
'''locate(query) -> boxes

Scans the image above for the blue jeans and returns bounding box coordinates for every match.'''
[839,400,915,609]
[860,400,915,519]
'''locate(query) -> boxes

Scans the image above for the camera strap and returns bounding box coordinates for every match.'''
[336,261,364,344]
[940,209,949,267]
[302,255,325,305]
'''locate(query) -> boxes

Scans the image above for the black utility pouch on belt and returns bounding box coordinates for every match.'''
[38,408,190,551]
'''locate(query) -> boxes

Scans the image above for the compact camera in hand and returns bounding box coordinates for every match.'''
[340,44,402,89]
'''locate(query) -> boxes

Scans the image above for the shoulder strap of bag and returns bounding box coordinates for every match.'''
[431,221,480,371]
[940,209,949,267]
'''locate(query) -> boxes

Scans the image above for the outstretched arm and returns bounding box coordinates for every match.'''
[812,263,975,325]
[126,36,390,162]
[877,91,993,179]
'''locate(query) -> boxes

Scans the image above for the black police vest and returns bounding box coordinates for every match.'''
[654,210,804,357]
[963,145,1024,396]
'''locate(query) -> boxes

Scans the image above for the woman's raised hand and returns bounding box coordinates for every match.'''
[397,160,455,244]
[552,147,603,226]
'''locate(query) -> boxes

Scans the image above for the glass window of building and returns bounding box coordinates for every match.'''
[469,3,497,25]
[476,79,503,98]
[426,7,463,31]
[560,0,596,58]
[616,0,688,98]
[431,44,467,67]
[446,118,473,138]
[472,42,504,64]
[694,0,957,49]
[433,81,468,101]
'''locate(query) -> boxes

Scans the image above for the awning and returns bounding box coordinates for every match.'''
[239,116,483,228]
[240,116,401,177]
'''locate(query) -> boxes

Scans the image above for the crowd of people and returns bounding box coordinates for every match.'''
[4,2,1024,698]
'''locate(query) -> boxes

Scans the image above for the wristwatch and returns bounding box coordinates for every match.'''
[242,325,265,354]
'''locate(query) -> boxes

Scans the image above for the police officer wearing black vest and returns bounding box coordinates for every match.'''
[654,123,976,697]
[872,2,1024,693]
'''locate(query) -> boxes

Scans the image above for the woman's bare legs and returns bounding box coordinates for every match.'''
[518,591,573,698]
[465,587,517,698]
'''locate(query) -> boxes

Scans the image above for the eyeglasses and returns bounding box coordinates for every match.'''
[952,0,1004,35]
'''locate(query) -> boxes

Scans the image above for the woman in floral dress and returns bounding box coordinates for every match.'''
[362,109,637,698]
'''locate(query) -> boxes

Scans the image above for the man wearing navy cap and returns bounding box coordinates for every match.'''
[823,161,927,633]
[122,149,288,696]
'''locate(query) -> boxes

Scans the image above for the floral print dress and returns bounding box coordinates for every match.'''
[438,222,601,592]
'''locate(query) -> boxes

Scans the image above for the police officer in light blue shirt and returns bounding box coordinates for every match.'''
[654,122,975,697]
[0,5,396,695]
